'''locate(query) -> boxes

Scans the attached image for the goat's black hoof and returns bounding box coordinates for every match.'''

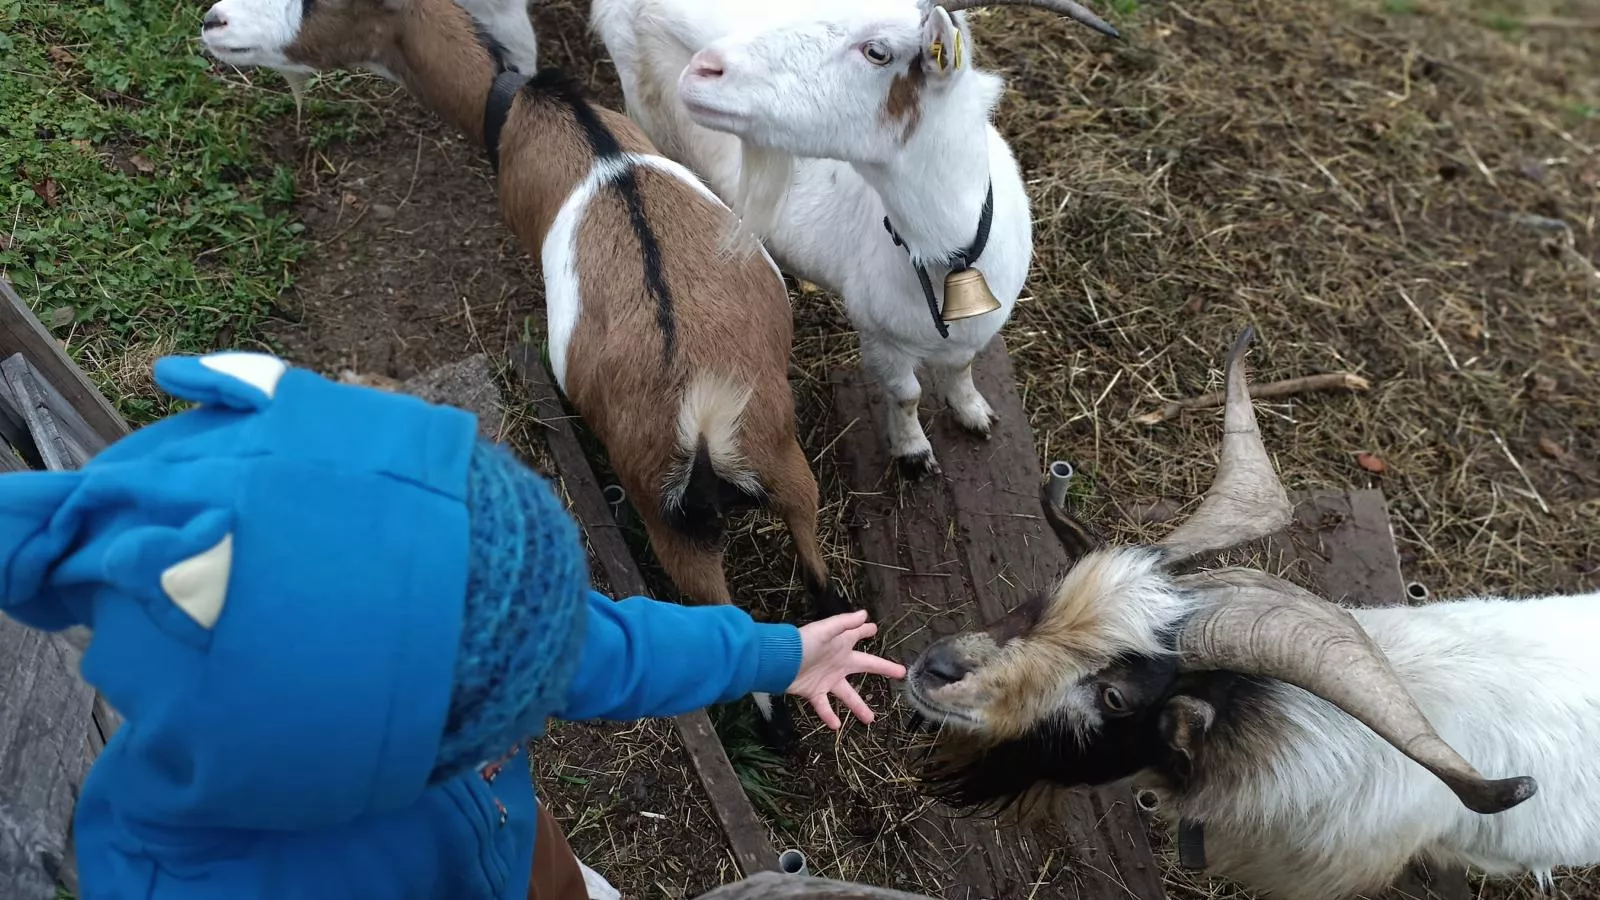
[813,581,857,619]
[754,693,797,754]
[895,451,940,481]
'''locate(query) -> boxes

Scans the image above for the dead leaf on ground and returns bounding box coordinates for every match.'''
[48,307,75,329]
[129,154,155,175]
[1538,437,1567,460]
[1357,452,1387,474]
[48,46,77,66]
[32,177,60,207]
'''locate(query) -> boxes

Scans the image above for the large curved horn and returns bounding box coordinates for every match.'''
[1157,326,1293,565]
[936,0,1122,39]
[1174,568,1538,815]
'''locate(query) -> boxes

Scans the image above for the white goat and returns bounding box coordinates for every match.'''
[589,0,1119,476]
[903,327,1600,899]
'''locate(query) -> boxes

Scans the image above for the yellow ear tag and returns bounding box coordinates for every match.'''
[929,38,946,70]
[952,30,963,69]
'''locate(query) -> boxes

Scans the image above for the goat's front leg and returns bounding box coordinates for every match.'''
[935,355,998,439]
[860,334,938,478]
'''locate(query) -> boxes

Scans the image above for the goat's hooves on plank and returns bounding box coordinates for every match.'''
[895,451,941,480]
[814,583,858,620]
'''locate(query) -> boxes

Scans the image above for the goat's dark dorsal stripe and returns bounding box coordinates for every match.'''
[524,69,676,367]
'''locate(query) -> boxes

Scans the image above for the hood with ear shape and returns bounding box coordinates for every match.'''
[1036,326,1538,816]
[0,350,484,831]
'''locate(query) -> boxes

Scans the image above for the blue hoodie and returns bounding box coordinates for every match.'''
[0,351,803,900]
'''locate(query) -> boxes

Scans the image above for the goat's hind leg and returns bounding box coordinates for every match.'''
[860,334,938,478]
[762,438,855,620]
[637,504,798,753]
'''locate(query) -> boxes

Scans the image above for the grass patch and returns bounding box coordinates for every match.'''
[0,0,333,424]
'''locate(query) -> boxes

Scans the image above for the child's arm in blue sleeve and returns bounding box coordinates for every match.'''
[559,591,802,721]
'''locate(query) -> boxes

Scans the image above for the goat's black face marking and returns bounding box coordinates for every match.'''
[915,652,1187,813]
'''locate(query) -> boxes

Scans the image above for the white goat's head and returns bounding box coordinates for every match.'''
[677,0,1116,167]
[199,0,417,77]
[905,327,1539,818]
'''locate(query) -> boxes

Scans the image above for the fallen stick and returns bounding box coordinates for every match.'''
[1132,372,1372,425]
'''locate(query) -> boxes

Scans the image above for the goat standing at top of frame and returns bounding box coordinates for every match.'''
[902,326,1600,899]
[199,0,854,743]
[590,0,1120,478]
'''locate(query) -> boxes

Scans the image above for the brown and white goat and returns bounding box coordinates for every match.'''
[199,0,849,630]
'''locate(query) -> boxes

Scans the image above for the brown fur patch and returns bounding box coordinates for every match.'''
[882,60,926,144]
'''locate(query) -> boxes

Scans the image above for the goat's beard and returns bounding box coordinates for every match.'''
[716,140,795,259]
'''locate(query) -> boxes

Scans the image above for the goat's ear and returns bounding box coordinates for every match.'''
[1156,695,1216,785]
[919,6,968,78]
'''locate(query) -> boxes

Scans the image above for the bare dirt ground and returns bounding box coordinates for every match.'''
[244,0,1597,896]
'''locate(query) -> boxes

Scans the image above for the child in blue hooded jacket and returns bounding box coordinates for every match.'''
[0,351,906,900]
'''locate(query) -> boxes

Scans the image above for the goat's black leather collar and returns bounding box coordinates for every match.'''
[1177,819,1207,870]
[483,68,531,175]
[882,180,995,340]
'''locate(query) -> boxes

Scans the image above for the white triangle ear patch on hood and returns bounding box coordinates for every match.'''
[160,533,234,629]
[199,353,288,399]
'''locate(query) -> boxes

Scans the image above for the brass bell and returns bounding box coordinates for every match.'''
[941,267,1003,323]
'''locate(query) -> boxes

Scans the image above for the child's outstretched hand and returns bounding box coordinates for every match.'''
[788,609,907,729]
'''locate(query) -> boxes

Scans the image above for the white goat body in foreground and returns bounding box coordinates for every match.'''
[904,327,1600,898]
[590,0,1116,475]
[1159,590,1600,897]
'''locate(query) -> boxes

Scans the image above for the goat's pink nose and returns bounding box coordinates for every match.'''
[687,49,726,79]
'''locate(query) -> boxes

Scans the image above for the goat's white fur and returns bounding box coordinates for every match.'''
[587,0,1034,470]
[665,374,762,511]
[455,0,539,73]
[1130,585,1600,898]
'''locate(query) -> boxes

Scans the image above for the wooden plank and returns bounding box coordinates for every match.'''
[0,276,123,450]
[3,355,80,471]
[832,336,1166,900]
[1266,489,1469,900]
[509,344,781,879]
[694,871,938,899]
[0,621,96,900]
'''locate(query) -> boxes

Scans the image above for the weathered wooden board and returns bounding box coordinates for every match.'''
[1266,490,1469,900]
[0,277,123,451]
[0,623,96,900]
[510,345,781,879]
[832,336,1167,900]
[0,279,134,898]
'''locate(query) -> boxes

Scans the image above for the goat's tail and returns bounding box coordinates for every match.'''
[662,373,765,543]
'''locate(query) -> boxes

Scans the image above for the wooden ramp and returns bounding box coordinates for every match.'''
[832,338,1167,900]
[510,347,781,880]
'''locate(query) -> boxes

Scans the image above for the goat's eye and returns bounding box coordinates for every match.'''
[861,41,892,66]
[1100,685,1130,716]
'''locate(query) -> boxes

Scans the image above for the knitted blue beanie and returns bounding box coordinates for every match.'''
[430,437,591,782]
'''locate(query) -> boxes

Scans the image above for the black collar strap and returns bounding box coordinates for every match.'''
[1177,818,1207,870]
[483,68,531,175]
[883,180,995,340]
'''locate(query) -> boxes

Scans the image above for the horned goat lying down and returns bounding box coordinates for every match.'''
[590,0,1119,478]
[903,326,1600,900]
[199,0,852,744]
